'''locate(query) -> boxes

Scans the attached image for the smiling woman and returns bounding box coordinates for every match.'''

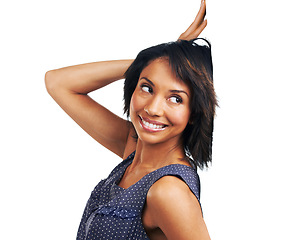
[124,39,216,169]
[130,59,192,146]
[45,1,215,239]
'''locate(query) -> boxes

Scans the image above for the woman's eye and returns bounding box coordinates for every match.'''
[169,96,182,104]
[141,85,152,93]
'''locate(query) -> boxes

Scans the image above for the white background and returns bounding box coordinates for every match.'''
[1,0,296,239]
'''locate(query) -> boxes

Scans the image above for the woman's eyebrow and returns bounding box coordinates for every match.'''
[140,77,155,86]
[169,90,189,97]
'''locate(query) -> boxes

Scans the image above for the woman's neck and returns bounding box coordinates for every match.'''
[130,139,190,172]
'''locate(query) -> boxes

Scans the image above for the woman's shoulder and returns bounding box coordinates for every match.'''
[144,175,204,239]
[147,175,197,203]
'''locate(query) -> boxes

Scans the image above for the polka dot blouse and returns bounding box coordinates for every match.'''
[76,151,201,240]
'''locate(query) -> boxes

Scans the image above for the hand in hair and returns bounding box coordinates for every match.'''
[178,0,207,41]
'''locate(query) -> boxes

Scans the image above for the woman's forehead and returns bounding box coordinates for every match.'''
[140,58,190,92]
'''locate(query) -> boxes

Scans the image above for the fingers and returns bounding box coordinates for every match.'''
[179,19,207,41]
[178,0,207,41]
[192,19,207,38]
[190,1,206,32]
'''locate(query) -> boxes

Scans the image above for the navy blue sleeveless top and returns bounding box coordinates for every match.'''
[76,151,201,240]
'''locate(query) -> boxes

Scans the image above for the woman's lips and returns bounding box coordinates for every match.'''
[139,116,168,132]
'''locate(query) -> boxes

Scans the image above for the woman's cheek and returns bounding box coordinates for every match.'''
[168,107,191,127]
[130,92,146,122]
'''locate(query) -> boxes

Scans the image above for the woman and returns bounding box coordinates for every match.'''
[45,1,215,239]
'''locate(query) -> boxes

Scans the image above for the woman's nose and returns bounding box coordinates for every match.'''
[144,96,164,117]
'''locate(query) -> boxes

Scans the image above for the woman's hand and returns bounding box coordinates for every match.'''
[178,0,207,41]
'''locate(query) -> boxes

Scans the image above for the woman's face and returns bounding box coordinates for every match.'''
[130,58,191,147]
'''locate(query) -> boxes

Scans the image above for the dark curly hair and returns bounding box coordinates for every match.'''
[124,38,218,170]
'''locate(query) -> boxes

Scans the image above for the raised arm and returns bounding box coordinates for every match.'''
[45,60,134,159]
[45,0,208,160]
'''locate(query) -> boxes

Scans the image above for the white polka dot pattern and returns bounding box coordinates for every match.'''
[76,151,201,240]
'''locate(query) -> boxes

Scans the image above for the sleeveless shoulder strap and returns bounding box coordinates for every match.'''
[143,164,202,215]
[146,164,201,202]
[106,163,201,217]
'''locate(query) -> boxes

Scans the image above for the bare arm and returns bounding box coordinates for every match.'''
[45,60,134,158]
[145,176,211,240]
[45,0,207,159]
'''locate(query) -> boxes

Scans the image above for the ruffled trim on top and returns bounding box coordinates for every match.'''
[95,205,139,219]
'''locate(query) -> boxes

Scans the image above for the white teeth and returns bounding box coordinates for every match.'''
[141,118,165,130]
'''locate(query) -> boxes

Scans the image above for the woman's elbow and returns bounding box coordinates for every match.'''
[44,69,59,94]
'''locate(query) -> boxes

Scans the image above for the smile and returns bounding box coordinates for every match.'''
[139,116,168,132]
